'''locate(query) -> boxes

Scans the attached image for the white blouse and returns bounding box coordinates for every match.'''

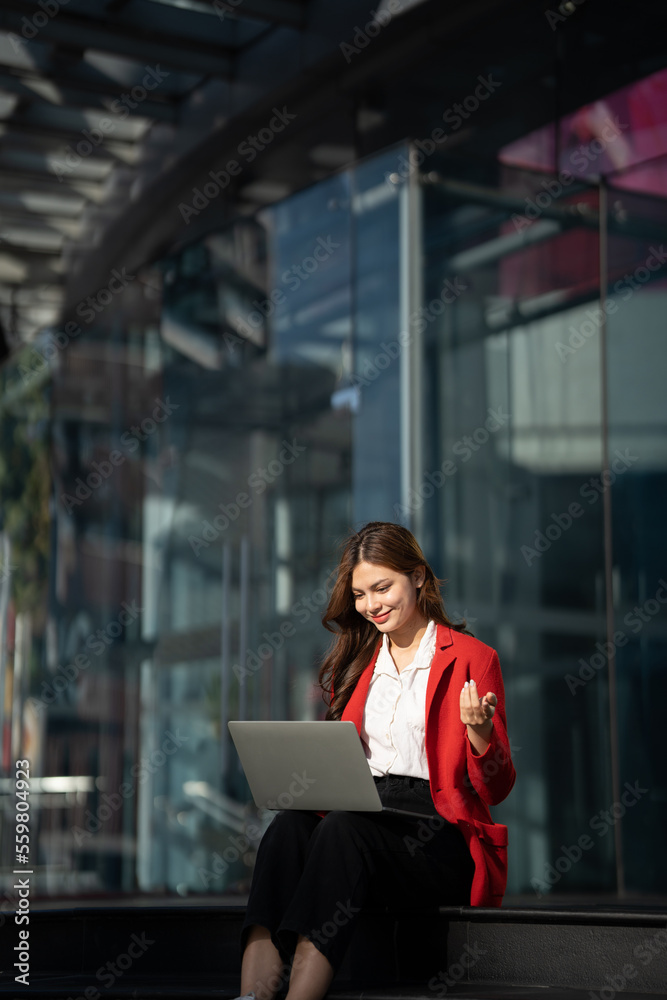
[360,620,437,779]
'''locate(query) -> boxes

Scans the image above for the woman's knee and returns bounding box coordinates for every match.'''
[265,809,319,841]
[309,809,373,848]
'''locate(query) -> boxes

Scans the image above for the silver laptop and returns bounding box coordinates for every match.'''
[228,720,432,817]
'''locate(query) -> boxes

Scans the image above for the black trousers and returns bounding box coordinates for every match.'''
[241,775,475,975]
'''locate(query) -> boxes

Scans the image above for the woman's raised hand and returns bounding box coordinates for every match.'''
[460,680,496,751]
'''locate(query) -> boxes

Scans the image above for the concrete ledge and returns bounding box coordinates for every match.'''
[1,904,666,996]
[443,909,667,993]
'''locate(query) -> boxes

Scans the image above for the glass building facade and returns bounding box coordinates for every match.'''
[1,8,666,910]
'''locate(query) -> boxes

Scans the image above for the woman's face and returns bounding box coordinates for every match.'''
[350,560,426,638]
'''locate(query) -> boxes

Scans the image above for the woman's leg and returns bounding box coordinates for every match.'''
[284,936,335,1000]
[239,811,321,997]
[240,928,334,1000]
[240,780,473,997]
[240,926,286,1000]
[275,780,474,976]
[241,811,321,959]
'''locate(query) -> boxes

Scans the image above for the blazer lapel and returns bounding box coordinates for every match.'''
[425,624,456,720]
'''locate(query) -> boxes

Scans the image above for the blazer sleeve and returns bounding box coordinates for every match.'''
[465,647,516,805]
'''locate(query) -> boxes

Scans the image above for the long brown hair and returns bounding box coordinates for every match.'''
[318,521,468,720]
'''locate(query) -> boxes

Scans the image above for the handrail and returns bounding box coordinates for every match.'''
[437,904,667,925]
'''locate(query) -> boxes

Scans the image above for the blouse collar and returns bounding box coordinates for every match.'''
[375,619,437,676]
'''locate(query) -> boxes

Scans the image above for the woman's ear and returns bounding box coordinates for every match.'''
[413,565,426,589]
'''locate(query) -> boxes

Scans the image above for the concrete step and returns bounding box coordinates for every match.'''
[438,905,667,995]
[0,903,665,997]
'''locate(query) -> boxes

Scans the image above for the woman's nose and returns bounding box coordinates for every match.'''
[367,593,382,613]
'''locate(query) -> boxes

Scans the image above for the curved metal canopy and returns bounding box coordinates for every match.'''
[0,0,328,344]
[2,0,665,353]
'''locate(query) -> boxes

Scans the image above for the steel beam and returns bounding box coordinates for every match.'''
[0,3,234,77]
[0,65,178,122]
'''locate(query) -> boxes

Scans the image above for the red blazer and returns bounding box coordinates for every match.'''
[341,623,516,907]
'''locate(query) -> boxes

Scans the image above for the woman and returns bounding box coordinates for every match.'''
[235,521,515,1000]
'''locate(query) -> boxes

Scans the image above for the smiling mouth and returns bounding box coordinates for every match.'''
[371,611,391,622]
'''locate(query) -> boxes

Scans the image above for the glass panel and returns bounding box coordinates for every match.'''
[0,282,165,897]
[351,147,405,524]
[0,201,357,900]
[418,161,616,898]
[604,180,667,896]
[146,189,356,894]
